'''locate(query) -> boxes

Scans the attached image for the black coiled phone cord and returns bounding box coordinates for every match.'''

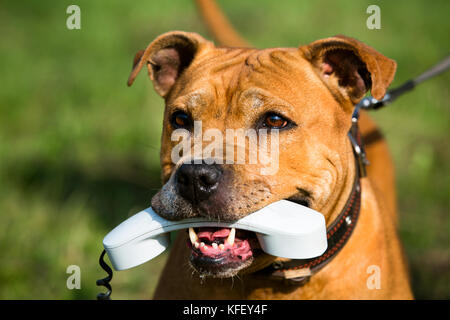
[96,250,113,300]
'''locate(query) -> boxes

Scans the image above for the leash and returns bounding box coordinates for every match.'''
[356,55,450,111]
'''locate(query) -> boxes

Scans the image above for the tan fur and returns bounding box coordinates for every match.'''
[127,2,413,299]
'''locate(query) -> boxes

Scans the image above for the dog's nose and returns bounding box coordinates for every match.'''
[176,162,222,202]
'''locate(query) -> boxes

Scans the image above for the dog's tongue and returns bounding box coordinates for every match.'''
[188,227,257,261]
[197,227,230,242]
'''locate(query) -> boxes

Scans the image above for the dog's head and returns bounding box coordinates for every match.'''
[128,31,396,278]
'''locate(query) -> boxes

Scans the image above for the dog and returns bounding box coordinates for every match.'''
[126,0,413,299]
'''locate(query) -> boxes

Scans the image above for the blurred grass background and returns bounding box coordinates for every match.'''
[0,0,448,299]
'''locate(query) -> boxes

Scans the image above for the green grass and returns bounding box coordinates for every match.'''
[0,0,448,299]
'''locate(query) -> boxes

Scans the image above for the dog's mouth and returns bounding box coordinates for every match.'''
[186,227,261,277]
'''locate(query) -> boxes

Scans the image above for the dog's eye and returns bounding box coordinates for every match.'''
[170,111,192,129]
[263,113,289,129]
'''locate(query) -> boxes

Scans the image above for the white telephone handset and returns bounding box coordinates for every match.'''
[102,200,327,271]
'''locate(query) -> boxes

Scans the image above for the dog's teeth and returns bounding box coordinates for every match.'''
[212,243,218,249]
[200,242,205,248]
[194,241,200,248]
[227,228,235,246]
[219,244,225,250]
[189,228,198,244]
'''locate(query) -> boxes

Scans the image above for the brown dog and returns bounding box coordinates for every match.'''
[127,3,413,299]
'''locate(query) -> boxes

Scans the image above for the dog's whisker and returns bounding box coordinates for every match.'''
[230,275,235,290]
[140,142,161,152]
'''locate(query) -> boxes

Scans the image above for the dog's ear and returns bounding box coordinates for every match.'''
[300,35,396,104]
[127,31,212,97]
